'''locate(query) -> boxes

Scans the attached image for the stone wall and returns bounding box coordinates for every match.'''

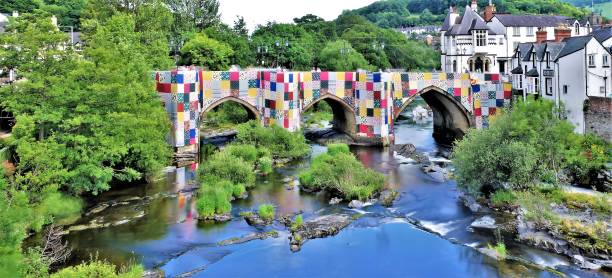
[584,96,611,141]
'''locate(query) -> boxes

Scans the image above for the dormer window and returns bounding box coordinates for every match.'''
[574,22,580,35]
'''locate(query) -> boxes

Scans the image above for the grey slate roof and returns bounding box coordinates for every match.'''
[445,6,496,36]
[555,36,593,61]
[494,14,571,27]
[511,66,523,74]
[515,43,532,59]
[526,68,539,77]
[544,42,566,61]
[441,14,451,31]
[590,27,612,44]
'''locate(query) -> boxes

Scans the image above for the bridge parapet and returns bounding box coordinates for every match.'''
[154,68,512,148]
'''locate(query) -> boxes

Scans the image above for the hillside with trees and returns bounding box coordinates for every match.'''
[353,0,591,28]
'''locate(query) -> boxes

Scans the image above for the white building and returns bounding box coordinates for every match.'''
[441,0,591,74]
[510,29,611,135]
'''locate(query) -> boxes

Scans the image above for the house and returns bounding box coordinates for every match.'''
[441,0,591,74]
[510,34,611,136]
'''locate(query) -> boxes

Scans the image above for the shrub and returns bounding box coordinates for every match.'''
[200,151,256,187]
[327,143,350,156]
[291,214,303,232]
[452,99,610,196]
[50,260,143,278]
[491,190,517,207]
[235,121,310,160]
[487,242,507,259]
[225,144,259,164]
[196,178,234,217]
[258,156,273,175]
[258,204,275,222]
[232,183,246,198]
[299,143,385,200]
[205,101,250,128]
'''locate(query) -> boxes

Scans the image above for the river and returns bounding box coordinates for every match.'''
[60,105,606,278]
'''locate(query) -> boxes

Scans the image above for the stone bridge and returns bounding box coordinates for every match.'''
[154,69,512,149]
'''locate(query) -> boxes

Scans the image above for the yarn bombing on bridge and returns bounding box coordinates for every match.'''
[154,68,512,148]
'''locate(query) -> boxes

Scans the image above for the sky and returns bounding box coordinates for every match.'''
[219,0,378,32]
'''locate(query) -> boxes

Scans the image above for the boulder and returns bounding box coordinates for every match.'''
[379,190,398,207]
[572,255,601,270]
[198,213,232,223]
[348,200,364,209]
[86,203,109,216]
[470,216,497,230]
[461,194,482,213]
[289,214,351,252]
[243,212,272,226]
[329,197,342,205]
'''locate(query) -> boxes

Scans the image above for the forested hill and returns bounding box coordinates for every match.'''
[353,0,591,28]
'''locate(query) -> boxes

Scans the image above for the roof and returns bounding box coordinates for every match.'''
[445,6,496,36]
[590,27,612,43]
[511,66,523,74]
[526,68,539,77]
[494,14,571,27]
[555,36,593,61]
[515,43,533,59]
[441,13,451,31]
[523,45,535,62]
[544,42,566,61]
[534,44,547,61]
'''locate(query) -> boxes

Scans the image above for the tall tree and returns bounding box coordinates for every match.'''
[233,15,248,37]
[180,33,233,70]
[165,0,220,34]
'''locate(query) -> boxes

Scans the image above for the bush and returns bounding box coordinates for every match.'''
[51,260,143,278]
[258,204,275,222]
[299,143,385,200]
[225,144,259,164]
[258,156,273,175]
[196,185,232,217]
[236,121,310,160]
[327,143,350,156]
[491,190,517,207]
[291,214,303,231]
[452,98,610,196]
[200,151,256,188]
[205,101,250,128]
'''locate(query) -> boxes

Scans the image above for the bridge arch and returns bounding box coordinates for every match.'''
[200,96,260,121]
[395,85,474,145]
[302,94,356,137]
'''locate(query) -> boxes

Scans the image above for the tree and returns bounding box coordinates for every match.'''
[205,24,254,67]
[293,14,324,25]
[165,0,220,34]
[251,23,315,70]
[180,33,233,70]
[317,40,373,71]
[233,15,248,37]
[0,13,171,194]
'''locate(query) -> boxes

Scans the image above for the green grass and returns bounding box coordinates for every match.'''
[491,190,517,207]
[487,242,507,259]
[258,204,275,222]
[235,121,310,160]
[291,214,303,231]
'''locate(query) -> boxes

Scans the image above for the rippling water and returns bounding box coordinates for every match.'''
[60,108,606,278]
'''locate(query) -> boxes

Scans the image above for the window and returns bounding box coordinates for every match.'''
[513,27,521,37]
[535,78,539,93]
[574,22,580,35]
[563,85,568,94]
[588,54,596,67]
[519,75,523,88]
[546,52,550,68]
[475,30,487,46]
[545,78,553,96]
[527,27,534,36]
[499,38,504,45]
[603,55,610,67]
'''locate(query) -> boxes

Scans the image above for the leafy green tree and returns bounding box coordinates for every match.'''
[204,24,254,67]
[165,0,220,33]
[233,15,248,37]
[0,13,171,195]
[317,40,372,71]
[180,33,233,70]
[251,23,316,70]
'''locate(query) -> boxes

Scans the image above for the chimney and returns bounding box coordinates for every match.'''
[449,6,459,27]
[483,1,496,22]
[51,15,57,27]
[12,11,19,17]
[471,0,478,11]
[554,25,571,42]
[536,28,547,43]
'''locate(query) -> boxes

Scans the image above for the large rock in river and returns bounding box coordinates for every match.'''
[290,214,351,252]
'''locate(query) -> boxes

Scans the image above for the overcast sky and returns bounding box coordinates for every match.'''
[219,0,378,33]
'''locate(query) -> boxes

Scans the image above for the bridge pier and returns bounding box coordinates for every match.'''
[154,69,512,152]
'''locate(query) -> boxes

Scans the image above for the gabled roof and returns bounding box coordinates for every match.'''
[590,27,612,43]
[445,6,496,36]
[441,13,451,31]
[523,45,535,62]
[534,44,547,61]
[494,14,571,27]
[514,43,532,59]
[555,36,593,61]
